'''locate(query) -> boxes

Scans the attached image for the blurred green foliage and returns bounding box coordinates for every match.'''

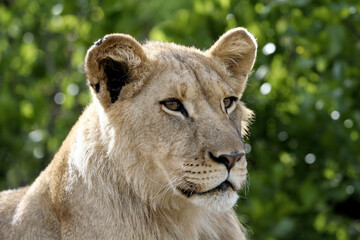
[1,0,359,239]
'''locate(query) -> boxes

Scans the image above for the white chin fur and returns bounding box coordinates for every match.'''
[189,190,239,212]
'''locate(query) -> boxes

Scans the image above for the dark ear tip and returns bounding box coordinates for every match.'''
[94,37,106,46]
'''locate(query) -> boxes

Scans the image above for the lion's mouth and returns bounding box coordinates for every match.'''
[178,180,234,198]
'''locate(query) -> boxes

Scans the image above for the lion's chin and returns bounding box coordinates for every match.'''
[189,189,239,212]
[177,181,239,212]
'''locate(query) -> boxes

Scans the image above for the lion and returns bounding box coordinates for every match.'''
[0,27,257,240]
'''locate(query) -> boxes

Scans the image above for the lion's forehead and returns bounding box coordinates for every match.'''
[147,48,235,103]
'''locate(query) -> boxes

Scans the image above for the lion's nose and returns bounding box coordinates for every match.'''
[209,152,245,170]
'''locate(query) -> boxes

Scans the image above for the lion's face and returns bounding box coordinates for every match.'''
[133,55,250,212]
[84,28,257,212]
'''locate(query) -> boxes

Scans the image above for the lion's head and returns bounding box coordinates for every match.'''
[84,28,257,212]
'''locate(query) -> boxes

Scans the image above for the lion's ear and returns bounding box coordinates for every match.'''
[207,27,257,97]
[84,34,147,107]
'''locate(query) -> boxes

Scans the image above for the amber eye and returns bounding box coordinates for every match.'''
[163,100,181,111]
[160,98,188,117]
[223,97,238,110]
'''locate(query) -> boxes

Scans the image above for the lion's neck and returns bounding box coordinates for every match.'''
[66,159,217,239]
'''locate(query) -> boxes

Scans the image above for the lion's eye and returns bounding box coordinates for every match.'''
[160,99,188,117]
[162,99,181,111]
[223,97,238,110]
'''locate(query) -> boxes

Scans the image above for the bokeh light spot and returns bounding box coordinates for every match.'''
[23,32,34,44]
[330,111,340,120]
[262,43,276,55]
[349,6,357,14]
[346,185,355,195]
[226,13,234,21]
[296,46,305,55]
[278,131,288,141]
[344,119,353,128]
[33,147,44,159]
[255,65,268,80]
[245,143,252,154]
[52,3,63,15]
[260,83,271,95]
[54,92,66,105]
[305,153,316,164]
[315,100,324,110]
[67,84,79,96]
[29,130,43,143]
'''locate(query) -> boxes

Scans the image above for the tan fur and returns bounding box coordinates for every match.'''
[0,27,257,239]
